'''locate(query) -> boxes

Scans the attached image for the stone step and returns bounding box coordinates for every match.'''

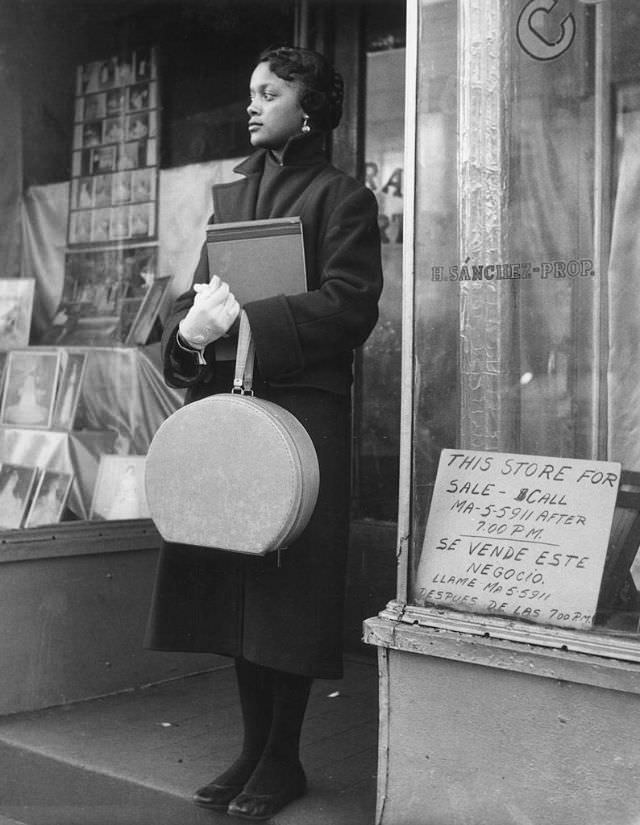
[0,740,224,825]
[0,659,378,825]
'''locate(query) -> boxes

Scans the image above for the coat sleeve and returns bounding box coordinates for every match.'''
[243,183,383,383]
[160,239,216,388]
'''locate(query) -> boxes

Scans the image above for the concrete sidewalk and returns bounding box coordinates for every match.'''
[0,656,379,825]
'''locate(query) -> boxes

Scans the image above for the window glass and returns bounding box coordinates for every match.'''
[356,7,405,521]
[408,1,640,636]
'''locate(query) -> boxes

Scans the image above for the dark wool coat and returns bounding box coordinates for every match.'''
[144,132,383,679]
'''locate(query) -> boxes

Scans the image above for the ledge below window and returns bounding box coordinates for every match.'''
[364,600,640,695]
[0,519,161,563]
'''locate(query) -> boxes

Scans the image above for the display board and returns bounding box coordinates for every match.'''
[58,47,163,346]
[414,449,622,630]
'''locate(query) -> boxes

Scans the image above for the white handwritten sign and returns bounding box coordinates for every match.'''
[414,449,621,630]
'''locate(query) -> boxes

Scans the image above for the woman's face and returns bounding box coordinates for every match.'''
[247,61,305,153]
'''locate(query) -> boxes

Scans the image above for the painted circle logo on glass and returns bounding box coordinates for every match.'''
[517,0,576,62]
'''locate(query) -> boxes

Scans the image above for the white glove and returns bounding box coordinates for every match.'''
[178,276,240,349]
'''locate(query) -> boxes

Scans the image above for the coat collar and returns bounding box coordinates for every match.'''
[233,131,327,177]
[214,132,328,222]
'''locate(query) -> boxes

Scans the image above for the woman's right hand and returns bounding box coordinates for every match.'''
[178,276,240,348]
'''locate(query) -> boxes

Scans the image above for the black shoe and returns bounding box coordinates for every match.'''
[193,781,245,810]
[226,769,307,821]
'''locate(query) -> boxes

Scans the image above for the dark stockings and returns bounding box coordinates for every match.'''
[243,662,312,794]
[212,657,275,788]
[213,657,312,793]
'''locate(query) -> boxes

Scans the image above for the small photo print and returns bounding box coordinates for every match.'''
[128,82,149,112]
[52,351,87,430]
[117,141,142,171]
[74,177,94,209]
[118,138,157,170]
[103,117,125,145]
[106,86,127,115]
[83,92,106,121]
[92,145,117,174]
[110,207,131,240]
[126,113,149,141]
[115,54,134,87]
[0,349,60,428]
[97,58,116,89]
[24,470,73,528]
[91,208,112,243]
[0,278,35,349]
[0,463,39,529]
[130,203,154,238]
[93,174,112,208]
[69,211,92,244]
[112,172,132,205]
[90,455,150,520]
[83,121,102,147]
[131,168,155,202]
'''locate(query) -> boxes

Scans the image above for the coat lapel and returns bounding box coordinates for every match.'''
[212,151,266,222]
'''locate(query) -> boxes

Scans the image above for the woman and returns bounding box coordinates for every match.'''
[145,45,382,820]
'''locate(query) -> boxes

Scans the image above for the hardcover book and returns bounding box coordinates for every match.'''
[205,216,307,306]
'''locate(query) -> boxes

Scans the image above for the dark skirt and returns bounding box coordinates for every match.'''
[144,384,351,679]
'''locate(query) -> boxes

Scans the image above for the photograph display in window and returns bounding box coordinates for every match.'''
[24,469,74,529]
[90,454,150,520]
[52,351,87,430]
[0,279,35,350]
[0,463,40,529]
[0,345,175,530]
[0,349,61,429]
[69,47,159,247]
[49,245,159,346]
[124,276,171,345]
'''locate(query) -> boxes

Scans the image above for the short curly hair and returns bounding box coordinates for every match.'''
[258,45,344,132]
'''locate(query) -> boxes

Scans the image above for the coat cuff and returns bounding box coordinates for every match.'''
[165,325,212,386]
[243,295,304,381]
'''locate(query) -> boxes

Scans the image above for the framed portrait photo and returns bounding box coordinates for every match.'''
[24,469,74,528]
[90,455,150,520]
[0,351,7,398]
[0,463,39,530]
[0,349,61,429]
[0,279,35,350]
[52,351,87,430]
[125,276,171,346]
[118,297,144,343]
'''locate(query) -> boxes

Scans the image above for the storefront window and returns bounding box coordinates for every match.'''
[406,0,640,640]
[356,6,405,521]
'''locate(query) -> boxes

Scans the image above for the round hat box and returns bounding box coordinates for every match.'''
[145,393,320,555]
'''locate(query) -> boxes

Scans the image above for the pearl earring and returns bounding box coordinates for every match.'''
[301,115,311,134]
